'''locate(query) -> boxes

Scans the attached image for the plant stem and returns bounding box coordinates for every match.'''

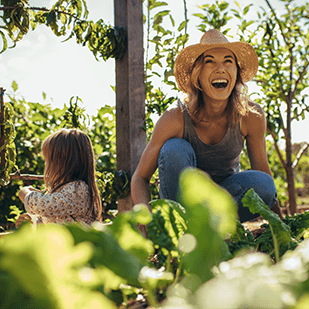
[166,252,171,273]
[174,259,182,284]
[269,224,280,262]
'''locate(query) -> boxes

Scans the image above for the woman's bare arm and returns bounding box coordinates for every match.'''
[242,103,283,219]
[131,107,183,211]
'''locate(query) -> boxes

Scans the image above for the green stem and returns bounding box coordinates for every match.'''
[183,0,188,47]
[166,252,171,273]
[295,228,309,242]
[145,287,159,308]
[269,224,280,262]
[174,258,182,284]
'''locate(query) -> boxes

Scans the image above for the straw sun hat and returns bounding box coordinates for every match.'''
[174,29,259,93]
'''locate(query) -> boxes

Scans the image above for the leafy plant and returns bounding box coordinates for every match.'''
[96,170,130,212]
[0,88,16,186]
[0,82,119,221]
[147,199,186,274]
[242,189,298,262]
[3,167,309,308]
[0,0,126,60]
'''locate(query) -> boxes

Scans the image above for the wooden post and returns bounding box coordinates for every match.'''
[114,0,147,212]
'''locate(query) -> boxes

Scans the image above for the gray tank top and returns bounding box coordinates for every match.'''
[181,101,244,183]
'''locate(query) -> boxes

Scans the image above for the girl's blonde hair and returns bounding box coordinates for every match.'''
[184,54,257,127]
[41,129,102,221]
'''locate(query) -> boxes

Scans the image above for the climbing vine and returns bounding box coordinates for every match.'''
[0,88,16,186]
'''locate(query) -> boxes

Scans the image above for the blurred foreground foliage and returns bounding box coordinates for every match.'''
[2,168,309,308]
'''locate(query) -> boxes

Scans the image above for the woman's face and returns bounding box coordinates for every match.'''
[198,48,237,102]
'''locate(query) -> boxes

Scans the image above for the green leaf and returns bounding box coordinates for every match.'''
[0,224,117,308]
[0,30,8,54]
[147,199,187,254]
[242,189,296,261]
[11,80,18,92]
[152,1,168,9]
[65,223,147,288]
[108,204,154,263]
[177,168,237,289]
[243,4,252,15]
[178,20,187,32]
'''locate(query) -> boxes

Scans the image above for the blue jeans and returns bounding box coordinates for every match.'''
[158,138,277,222]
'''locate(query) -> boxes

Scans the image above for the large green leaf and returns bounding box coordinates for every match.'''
[147,199,187,254]
[0,223,117,309]
[242,189,297,261]
[177,168,237,289]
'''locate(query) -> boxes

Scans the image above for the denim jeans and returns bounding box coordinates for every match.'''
[158,138,277,222]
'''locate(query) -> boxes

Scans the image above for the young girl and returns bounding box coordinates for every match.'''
[16,128,102,227]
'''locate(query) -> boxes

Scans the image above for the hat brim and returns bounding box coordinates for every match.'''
[174,41,258,93]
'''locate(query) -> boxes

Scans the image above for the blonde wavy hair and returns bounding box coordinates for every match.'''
[41,129,102,221]
[184,54,257,127]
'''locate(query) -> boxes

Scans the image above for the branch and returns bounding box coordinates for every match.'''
[10,172,44,181]
[260,22,286,95]
[292,142,309,169]
[294,60,309,94]
[183,0,188,47]
[267,126,288,170]
[0,5,83,22]
[264,0,289,47]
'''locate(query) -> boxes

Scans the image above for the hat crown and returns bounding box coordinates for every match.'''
[200,29,230,44]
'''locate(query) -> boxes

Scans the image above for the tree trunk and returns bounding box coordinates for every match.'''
[286,164,297,214]
[286,95,297,214]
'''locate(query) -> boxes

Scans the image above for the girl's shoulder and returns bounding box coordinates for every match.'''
[57,180,89,192]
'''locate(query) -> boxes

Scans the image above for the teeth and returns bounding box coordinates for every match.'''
[212,79,228,83]
[212,79,228,88]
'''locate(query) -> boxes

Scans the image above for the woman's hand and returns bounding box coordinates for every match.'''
[15,213,32,229]
[138,224,148,238]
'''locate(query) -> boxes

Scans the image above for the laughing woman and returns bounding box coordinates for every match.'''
[131,29,283,224]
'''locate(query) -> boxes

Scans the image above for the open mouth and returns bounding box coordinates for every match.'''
[212,79,228,88]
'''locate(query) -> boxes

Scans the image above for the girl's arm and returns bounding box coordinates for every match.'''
[15,213,32,228]
[18,186,42,203]
[131,107,183,211]
[23,182,88,217]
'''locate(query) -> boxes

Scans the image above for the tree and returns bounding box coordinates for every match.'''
[194,0,309,214]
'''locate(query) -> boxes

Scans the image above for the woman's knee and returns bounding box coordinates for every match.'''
[158,138,196,201]
[221,170,277,209]
[248,171,277,206]
[158,138,196,167]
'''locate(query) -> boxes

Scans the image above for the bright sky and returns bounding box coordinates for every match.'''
[0,0,308,144]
